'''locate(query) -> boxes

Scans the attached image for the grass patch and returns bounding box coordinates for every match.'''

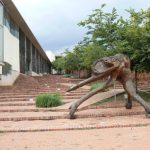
[138,91,150,102]
[63,74,72,78]
[36,93,62,108]
[0,130,4,135]
[93,93,124,106]
[90,82,104,91]
[93,91,150,106]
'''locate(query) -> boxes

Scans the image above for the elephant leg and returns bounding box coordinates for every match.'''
[69,77,113,119]
[123,80,150,114]
[125,94,132,109]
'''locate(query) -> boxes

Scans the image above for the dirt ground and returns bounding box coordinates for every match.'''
[0,126,150,150]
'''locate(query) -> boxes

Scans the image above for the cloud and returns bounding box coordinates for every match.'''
[12,0,150,54]
[46,51,55,62]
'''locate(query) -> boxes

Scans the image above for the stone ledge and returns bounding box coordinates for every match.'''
[1,123,150,133]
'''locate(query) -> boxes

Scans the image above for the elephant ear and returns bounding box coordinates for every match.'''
[92,59,114,75]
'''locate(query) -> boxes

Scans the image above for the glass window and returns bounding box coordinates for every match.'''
[0,26,3,62]
[4,10,10,30]
[0,2,3,62]
[0,2,3,25]
[4,10,19,39]
[10,20,19,39]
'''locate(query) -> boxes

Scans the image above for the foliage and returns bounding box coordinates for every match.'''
[78,5,150,72]
[81,44,106,69]
[52,57,65,74]
[93,91,150,106]
[64,50,80,72]
[55,5,150,73]
[2,62,12,75]
[90,82,104,91]
[139,91,150,102]
[36,94,62,108]
[63,74,72,78]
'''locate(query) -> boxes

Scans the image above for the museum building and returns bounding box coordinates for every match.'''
[0,0,51,85]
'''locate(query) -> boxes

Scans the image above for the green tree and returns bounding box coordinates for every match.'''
[78,4,150,72]
[123,8,150,72]
[82,44,106,69]
[52,57,65,74]
[79,4,123,51]
[61,5,150,75]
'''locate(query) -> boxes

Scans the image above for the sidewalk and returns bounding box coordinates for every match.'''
[0,125,150,150]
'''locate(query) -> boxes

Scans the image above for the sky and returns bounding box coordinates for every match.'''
[12,0,150,56]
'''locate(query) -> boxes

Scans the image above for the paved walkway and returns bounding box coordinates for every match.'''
[0,75,149,150]
[0,126,150,150]
[0,114,149,132]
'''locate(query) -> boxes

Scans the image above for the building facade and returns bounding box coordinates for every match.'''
[0,0,51,85]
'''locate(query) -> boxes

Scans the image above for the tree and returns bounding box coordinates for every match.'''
[123,8,150,72]
[78,4,123,51]
[78,4,150,72]
[61,5,150,76]
[52,57,65,74]
[82,44,106,69]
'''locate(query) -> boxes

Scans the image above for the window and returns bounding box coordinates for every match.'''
[0,2,3,62]
[0,2,3,25]
[0,26,3,62]
[4,10,10,30]
[10,20,19,38]
[4,10,19,39]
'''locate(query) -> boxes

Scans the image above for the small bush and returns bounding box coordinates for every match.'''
[63,74,72,78]
[139,91,150,102]
[36,94,62,108]
[93,91,150,106]
[90,83,104,91]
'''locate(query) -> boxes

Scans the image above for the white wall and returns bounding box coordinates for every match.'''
[3,26,20,72]
[0,70,19,86]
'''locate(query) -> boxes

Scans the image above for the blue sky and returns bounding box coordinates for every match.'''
[12,0,150,55]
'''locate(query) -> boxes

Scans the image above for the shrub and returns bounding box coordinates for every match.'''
[139,91,150,102]
[63,74,72,78]
[90,82,104,91]
[36,93,62,108]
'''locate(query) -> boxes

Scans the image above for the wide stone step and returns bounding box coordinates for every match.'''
[0,92,86,99]
[0,111,66,121]
[0,97,33,102]
[0,101,35,106]
[0,98,78,112]
[0,114,149,132]
[0,95,82,102]
[0,101,72,112]
[0,107,145,121]
[0,90,88,96]
[0,89,65,93]
[0,97,78,104]
[0,95,37,99]
[0,91,64,96]
[0,106,38,112]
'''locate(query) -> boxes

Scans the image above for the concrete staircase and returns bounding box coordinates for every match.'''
[0,74,89,119]
[0,74,150,132]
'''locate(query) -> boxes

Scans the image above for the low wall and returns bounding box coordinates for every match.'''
[72,70,91,78]
[0,70,19,86]
[136,73,150,81]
